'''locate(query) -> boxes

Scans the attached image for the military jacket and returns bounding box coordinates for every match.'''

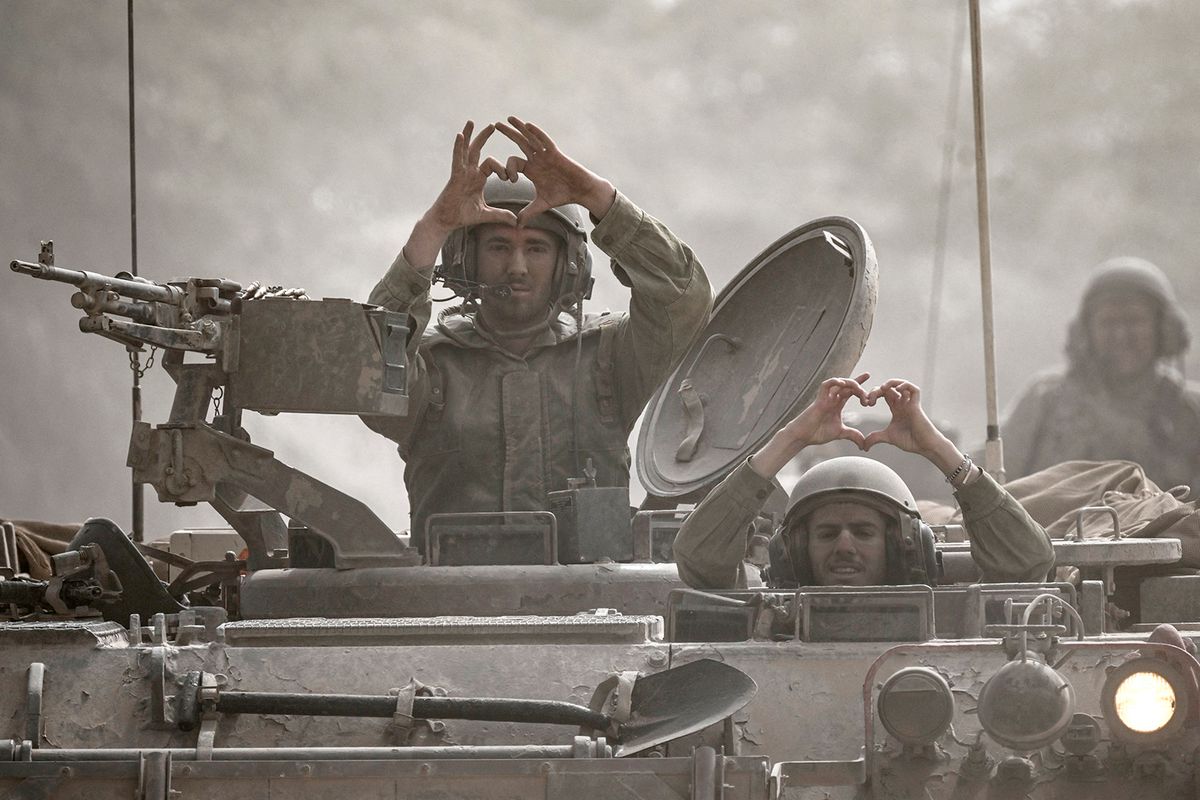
[673,459,1056,590]
[1004,366,1200,494]
[364,192,713,543]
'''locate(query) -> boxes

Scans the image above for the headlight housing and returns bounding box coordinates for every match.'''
[977,655,1075,750]
[877,667,954,745]
[1102,657,1187,743]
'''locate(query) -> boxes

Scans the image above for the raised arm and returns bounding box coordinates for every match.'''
[673,376,870,589]
[364,122,517,445]
[863,379,1055,582]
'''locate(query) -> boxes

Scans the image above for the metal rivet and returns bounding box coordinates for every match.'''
[540,762,553,774]
[181,766,193,776]
[300,764,312,776]
[59,767,72,777]
[419,762,432,775]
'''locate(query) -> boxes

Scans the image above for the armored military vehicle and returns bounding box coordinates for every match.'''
[4,212,1199,800]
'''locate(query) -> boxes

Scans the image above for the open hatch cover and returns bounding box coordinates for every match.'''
[636,217,877,498]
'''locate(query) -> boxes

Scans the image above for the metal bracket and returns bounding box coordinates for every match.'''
[136,750,173,800]
[0,521,18,578]
[25,663,45,747]
[390,680,418,734]
[195,671,220,761]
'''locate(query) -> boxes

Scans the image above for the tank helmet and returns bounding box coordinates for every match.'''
[763,456,938,587]
[1066,256,1190,364]
[436,175,594,314]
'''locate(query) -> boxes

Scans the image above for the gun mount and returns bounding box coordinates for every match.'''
[12,241,417,569]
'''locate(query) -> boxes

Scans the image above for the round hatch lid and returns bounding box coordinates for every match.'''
[636,217,877,498]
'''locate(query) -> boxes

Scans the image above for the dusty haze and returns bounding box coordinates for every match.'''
[2,0,1197,539]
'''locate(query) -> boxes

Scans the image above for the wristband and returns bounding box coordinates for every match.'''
[945,454,974,486]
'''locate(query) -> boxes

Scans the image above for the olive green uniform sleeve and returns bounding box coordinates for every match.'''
[955,470,1055,582]
[673,460,774,590]
[359,253,435,447]
[592,191,713,426]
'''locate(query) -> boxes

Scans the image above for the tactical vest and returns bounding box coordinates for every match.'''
[401,314,628,547]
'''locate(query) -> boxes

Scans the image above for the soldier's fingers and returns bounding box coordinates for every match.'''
[466,123,495,165]
[831,386,859,409]
[508,117,549,154]
[505,155,527,182]
[480,156,508,181]
[843,379,870,402]
[452,132,466,172]
[479,206,519,227]
[523,120,557,151]
[862,430,888,450]
[840,426,867,450]
[496,120,535,156]
[516,198,550,227]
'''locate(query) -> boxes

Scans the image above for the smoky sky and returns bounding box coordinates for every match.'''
[2,0,1197,538]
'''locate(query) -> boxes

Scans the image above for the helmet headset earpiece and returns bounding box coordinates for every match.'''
[762,456,941,588]
[763,513,939,588]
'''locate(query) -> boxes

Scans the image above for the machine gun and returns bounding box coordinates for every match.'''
[12,241,418,571]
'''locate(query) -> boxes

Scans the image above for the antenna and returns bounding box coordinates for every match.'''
[127,0,145,541]
[968,0,1005,481]
[921,0,967,412]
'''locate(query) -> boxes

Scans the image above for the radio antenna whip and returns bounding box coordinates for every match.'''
[127,0,145,541]
[968,0,1005,481]
[921,0,967,412]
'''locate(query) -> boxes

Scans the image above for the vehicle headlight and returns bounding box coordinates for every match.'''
[977,655,1075,750]
[877,667,954,745]
[1102,657,1187,742]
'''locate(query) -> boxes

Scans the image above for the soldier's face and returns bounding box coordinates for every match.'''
[474,224,560,332]
[805,502,889,586]
[1087,291,1158,378]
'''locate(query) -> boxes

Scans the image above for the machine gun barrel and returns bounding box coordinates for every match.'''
[11,259,179,305]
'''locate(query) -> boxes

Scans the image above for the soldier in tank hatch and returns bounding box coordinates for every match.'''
[673,375,1055,590]
[362,118,712,546]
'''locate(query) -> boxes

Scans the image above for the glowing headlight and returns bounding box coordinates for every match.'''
[977,655,1075,751]
[1115,672,1175,732]
[877,667,954,745]
[1102,657,1187,743]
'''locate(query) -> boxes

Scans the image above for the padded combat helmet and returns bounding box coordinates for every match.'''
[1065,256,1190,366]
[436,175,594,314]
[763,456,938,587]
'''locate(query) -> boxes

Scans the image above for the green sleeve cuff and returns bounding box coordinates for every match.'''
[369,251,433,309]
[721,459,778,510]
[589,191,644,259]
[953,469,1007,522]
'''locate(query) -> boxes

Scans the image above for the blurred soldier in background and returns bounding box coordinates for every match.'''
[362,117,712,545]
[1004,257,1200,494]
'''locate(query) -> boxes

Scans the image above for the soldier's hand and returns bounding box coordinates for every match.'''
[863,379,961,473]
[780,374,870,450]
[426,121,519,232]
[494,117,616,224]
[403,121,519,269]
[239,281,310,301]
